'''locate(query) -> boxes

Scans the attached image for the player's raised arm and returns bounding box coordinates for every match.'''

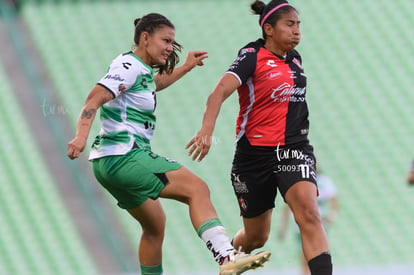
[155,51,208,91]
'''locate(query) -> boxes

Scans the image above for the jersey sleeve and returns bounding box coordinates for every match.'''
[226,44,258,85]
[97,54,140,98]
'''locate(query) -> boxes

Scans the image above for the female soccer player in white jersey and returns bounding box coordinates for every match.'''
[67,12,270,275]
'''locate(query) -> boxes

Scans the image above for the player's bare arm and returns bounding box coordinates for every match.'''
[67,85,113,159]
[155,51,208,91]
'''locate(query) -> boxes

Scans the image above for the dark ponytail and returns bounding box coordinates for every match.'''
[250,0,297,39]
[250,0,266,15]
[133,18,141,27]
[133,13,182,74]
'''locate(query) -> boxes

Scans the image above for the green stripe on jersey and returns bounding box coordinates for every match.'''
[130,74,155,92]
[89,52,156,160]
[133,134,151,149]
[126,106,156,126]
[100,105,122,122]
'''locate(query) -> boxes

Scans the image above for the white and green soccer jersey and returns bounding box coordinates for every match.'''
[89,52,156,160]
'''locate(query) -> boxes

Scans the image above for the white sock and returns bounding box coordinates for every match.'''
[200,226,234,263]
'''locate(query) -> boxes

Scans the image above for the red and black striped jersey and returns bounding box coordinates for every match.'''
[226,39,309,146]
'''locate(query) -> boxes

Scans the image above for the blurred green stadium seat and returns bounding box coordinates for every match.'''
[0,64,98,274]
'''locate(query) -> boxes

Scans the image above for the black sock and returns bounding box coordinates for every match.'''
[308,252,332,275]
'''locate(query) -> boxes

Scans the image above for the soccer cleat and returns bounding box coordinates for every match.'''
[219,250,271,275]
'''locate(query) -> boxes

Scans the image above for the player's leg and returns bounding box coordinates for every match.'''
[285,181,332,275]
[160,166,218,229]
[97,147,270,274]
[160,166,271,274]
[160,166,243,260]
[127,199,165,275]
[232,209,272,253]
[229,136,277,254]
[92,152,168,275]
[275,141,332,275]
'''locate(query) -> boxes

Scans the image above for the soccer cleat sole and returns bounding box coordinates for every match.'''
[220,251,271,275]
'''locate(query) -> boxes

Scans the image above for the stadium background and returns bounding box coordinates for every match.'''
[0,0,413,274]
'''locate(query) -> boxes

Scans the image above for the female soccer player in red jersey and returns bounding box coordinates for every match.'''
[187,1,333,274]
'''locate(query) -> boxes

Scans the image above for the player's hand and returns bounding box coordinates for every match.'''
[183,51,208,70]
[186,130,212,162]
[67,136,87,160]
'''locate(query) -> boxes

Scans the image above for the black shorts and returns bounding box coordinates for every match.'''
[231,136,318,218]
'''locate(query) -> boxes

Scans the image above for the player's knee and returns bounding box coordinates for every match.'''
[191,179,211,198]
[179,179,211,206]
[295,207,321,228]
[142,225,165,243]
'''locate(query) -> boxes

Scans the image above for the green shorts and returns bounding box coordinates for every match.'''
[92,147,182,209]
